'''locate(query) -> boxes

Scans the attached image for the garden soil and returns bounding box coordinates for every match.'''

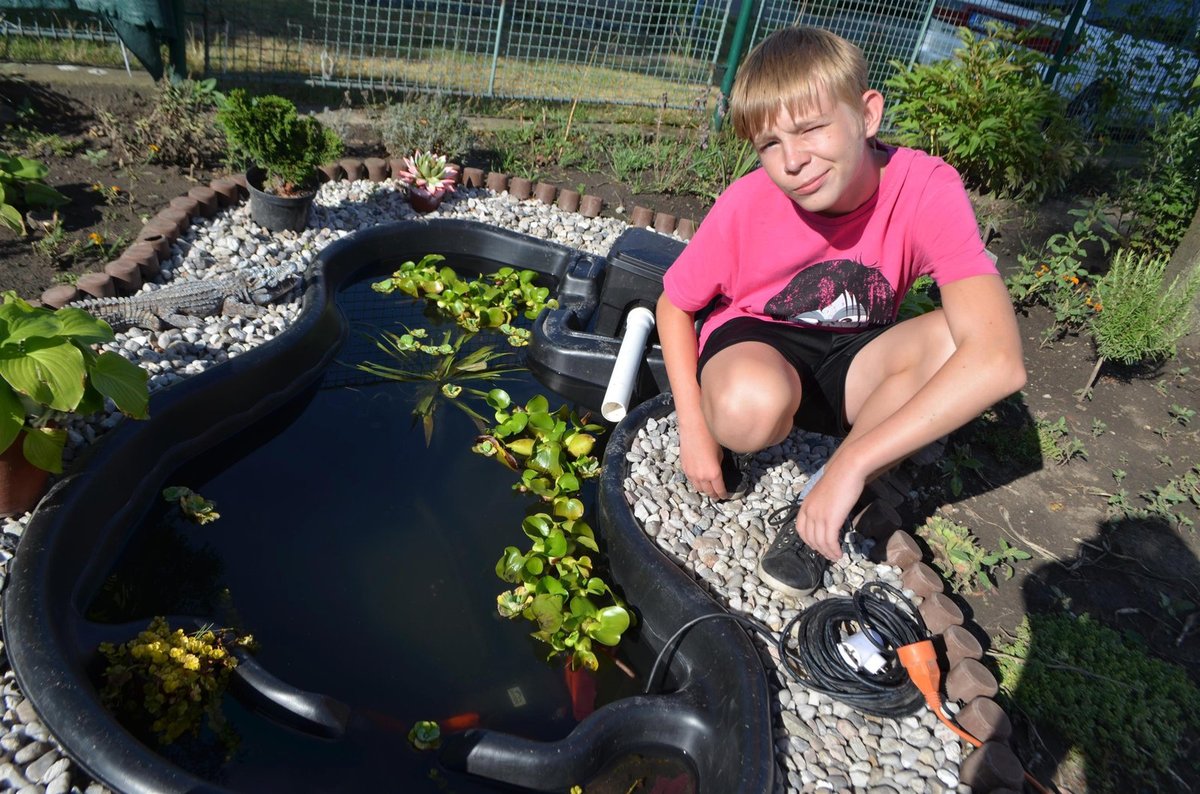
[2,64,1199,792]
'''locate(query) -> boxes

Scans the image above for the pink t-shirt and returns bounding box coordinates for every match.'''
[663,145,996,352]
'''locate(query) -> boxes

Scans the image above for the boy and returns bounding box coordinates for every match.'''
[656,26,1026,596]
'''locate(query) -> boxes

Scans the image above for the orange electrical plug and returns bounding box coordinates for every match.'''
[897,640,981,748]
[897,640,1053,794]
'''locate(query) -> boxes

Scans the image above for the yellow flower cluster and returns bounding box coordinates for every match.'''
[99,617,254,746]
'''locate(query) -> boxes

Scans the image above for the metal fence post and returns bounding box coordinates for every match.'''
[713,0,756,130]
[1045,0,1089,85]
[487,0,507,97]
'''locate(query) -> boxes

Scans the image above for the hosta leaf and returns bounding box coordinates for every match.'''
[0,382,24,454]
[90,352,149,418]
[0,338,85,411]
[23,426,66,473]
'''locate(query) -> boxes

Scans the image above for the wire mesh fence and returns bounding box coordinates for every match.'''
[0,0,1196,123]
[748,0,937,92]
[305,0,732,108]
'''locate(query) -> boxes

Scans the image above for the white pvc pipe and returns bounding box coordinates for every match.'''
[601,306,656,423]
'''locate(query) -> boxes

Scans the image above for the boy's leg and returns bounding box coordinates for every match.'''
[758,310,956,595]
[841,309,957,441]
[699,341,803,454]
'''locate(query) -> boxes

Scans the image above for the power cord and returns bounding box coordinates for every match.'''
[643,581,927,718]
[641,583,1055,793]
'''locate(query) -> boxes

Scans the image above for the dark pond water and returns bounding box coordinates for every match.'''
[85,279,684,793]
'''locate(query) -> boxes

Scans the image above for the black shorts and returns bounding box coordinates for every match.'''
[696,317,892,438]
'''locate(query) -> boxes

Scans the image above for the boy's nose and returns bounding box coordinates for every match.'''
[783,142,810,173]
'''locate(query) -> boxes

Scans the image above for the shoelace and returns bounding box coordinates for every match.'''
[766,499,857,550]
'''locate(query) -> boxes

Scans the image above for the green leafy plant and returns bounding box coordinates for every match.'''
[472,391,603,503]
[354,327,522,445]
[884,26,1086,201]
[994,612,1200,790]
[407,720,441,751]
[897,275,938,320]
[216,89,342,195]
[1169,404,1195,425]
[99,616,255,748]
[372,254,558,347]
[162,486,221,525]
[1119,105,1200,257]
[0,292,149,472]
[494,510,631,671]
[916,515,1029,592]
[0,151,69,235]
[95,79,227,174]
[937,442,984,497]
[377,94,475,162]
[1036,416,1087,465]
[1006,199,1116,344]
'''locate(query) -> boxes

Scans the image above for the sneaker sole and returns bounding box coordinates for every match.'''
[755,560,821,598]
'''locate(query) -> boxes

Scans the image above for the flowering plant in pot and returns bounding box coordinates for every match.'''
[0,292,150,515]
[395,150,458,213]
[215,89,342,232]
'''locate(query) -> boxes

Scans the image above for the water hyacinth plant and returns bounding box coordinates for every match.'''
[494,511,631,672]
[371,254,558,347]
[472,390,603,503]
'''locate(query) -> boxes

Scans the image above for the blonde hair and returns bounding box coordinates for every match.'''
[730,27,869,141]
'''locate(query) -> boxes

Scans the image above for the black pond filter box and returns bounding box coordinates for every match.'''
[593,227,686,338]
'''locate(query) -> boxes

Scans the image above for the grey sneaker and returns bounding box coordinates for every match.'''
[757,526,828,596]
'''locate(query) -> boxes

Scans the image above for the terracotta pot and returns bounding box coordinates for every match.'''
[408,187,447,214]
[0,440,49,518]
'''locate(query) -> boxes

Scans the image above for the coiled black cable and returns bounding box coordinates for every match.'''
[644,581,929,718]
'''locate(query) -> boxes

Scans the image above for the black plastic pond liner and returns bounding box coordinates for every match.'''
[2,219,774,794]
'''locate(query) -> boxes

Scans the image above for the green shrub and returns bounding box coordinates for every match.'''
[1090,248,1198,366]
[1119,106,1200,257]
[377,94,474,161]
[216,90,342,194]
[996,612,1200,790]
[884,27,1087,200]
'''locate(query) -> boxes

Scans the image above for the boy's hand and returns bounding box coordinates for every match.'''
[794,461,863,561]
[678,420,728,500]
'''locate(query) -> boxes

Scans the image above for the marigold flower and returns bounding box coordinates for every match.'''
[88,232,104,245]
[1094,303,1103,312]
[148,144,160,153]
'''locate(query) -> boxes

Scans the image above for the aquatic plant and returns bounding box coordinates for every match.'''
[472,390,603,503]
[372,254,557,347]
[162,486,221,525]
[495,511,631,672]
[99,617,255,748]
[355,327,522,445]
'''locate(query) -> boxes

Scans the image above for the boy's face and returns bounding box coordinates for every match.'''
[752,88,884,216]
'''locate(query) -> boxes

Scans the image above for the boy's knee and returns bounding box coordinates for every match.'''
[703,379,796,450]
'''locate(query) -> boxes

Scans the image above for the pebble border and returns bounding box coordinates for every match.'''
[6,161,1024,794]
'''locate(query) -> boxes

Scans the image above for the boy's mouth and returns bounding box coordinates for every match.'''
[793,170,828,196]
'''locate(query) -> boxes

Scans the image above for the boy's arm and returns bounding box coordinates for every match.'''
[797,273,1026,559]
[656,292,728,499]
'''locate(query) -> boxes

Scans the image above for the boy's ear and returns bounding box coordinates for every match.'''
[861,90,884,138]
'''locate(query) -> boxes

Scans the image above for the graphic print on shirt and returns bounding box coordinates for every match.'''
[763,259,895,329]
